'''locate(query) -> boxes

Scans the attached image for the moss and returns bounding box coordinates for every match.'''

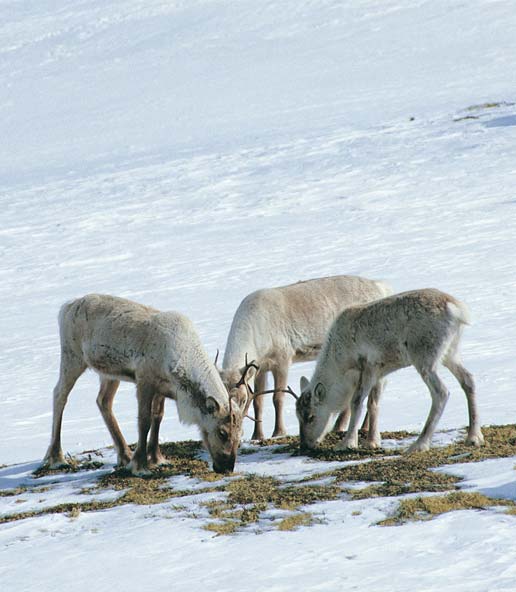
[198,476,340,535]
[277,512,314,531]
[454,115,480,122]
[0,500,118,524]
[203,520,240,535]
[226,474,341,510]
[4,426,516,531]
[379,492,514,526]
[33,457,104,477]
[380,430,417,441]
[0,487,27,497]
[466,102,514,111]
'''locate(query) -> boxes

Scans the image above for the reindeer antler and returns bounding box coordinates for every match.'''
[252,385,299,401]
[235,357,259,389]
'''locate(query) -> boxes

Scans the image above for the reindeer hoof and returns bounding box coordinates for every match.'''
[127,460,152,477]
[271,429,287,439]
[364,440,381,450]
[466,433,484,447]
[148,455,171,467]
[406,441,430,454]
[42,453,69,469]
[117,453,132,468]
[43,459,70,470]
[335,439,358,451]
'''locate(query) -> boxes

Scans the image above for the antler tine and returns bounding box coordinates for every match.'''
[245,414,261,423]
[236,358,259,388]
[214,348,220,367]
[253,386,299,401]
[284,385,299,401]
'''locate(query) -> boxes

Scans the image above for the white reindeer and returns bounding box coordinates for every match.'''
[43,294,253,476]
[219,275,392,440]
[296,288,484,453]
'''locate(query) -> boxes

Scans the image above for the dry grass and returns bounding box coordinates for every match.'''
[2,426,516,532]
[277,512,314,531]
[33,456,104,477]
[0,487,27,497]
[226,474,341,510]
[379,492,514,526]
[466,101,514,111]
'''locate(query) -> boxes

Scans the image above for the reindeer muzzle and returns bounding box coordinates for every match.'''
[213,455,236,474]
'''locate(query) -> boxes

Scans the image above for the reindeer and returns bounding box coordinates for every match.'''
[296,288,484,453]
[43,294,255,476]
[218,275,392,440]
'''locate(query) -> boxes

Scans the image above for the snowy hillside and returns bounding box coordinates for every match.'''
[1,1,516,591]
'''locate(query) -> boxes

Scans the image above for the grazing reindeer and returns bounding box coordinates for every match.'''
[296,288,484,453]
[43,294,253,476]
[219,275,392,440]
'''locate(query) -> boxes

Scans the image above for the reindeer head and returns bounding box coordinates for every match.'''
[202,359,257,473]
[296,376,334,451]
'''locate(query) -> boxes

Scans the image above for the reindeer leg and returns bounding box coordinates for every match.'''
[408,367,449,453]
[336,366,376,450]
[43,354,86,468]
[272,363,289,438]
[127,383,154,476]
[332,408,350,434]
[148,395,171,466]
[364,379,385,449]
[96,378,131,467]
[443,359,484,446]
[251,370,266,441]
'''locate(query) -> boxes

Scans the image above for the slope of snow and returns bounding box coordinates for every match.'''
[1,0,516,590]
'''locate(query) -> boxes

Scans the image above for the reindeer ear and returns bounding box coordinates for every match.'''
[206,396,221,415]
[240,364,257,382]
[300,376,310,392]
[235,384,249,408]
[314,382,326,403]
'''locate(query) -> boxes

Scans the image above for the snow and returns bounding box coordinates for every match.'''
[2,0,516,590]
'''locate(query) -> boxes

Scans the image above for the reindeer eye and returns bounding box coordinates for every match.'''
[218,429,228,441]
[306,414,315,424]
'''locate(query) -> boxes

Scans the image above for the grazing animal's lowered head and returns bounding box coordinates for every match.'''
[205,357,258,472]
[199,383,249,473]
[296,376,336,451]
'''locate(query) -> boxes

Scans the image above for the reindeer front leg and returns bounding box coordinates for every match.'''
[148,395,171,466]
[251,370,266,441]
[272,363,289,438]
[336,365,376,450]
[128,383,154,476]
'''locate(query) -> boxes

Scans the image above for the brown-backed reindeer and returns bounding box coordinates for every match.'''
[43,294,255,476]
[218,275,392,440]
[296,288,484,453]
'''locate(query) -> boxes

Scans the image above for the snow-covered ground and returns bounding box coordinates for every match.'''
[2,0,516,590]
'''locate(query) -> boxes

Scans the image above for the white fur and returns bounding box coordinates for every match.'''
[297,288,484,452]
[44,294,237,475]
[221,275,393,439]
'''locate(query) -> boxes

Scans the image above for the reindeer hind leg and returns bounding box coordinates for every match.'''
[44,354,86,468]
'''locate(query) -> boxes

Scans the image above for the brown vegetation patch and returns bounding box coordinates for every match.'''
[277,512,314,531]
[3,426,516,531]
[33,456,104,477]
[226,474,341,509]
[201,475,340,535]
[0,487,27,497]
[379,492,514,526]
[466,101,514,111]
[302,424,516,500]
